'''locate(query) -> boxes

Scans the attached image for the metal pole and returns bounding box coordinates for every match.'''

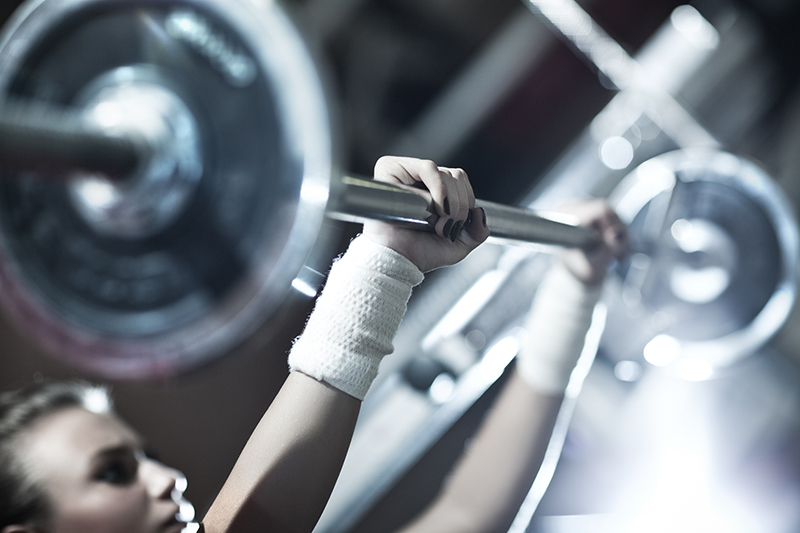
[0,100,597,248]
[0,100,144,179]
[328,175,598,248]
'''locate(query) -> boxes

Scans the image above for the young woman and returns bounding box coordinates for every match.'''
[0,156,627,533]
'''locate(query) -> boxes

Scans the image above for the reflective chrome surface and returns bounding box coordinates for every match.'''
[0,0,335,378]
[605,149,799,377]
[70,66,203,239]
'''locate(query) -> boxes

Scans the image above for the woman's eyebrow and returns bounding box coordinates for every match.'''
[90,440,143,462]
[92,437,163,463]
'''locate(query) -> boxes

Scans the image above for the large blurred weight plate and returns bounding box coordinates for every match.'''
[0,0,336,379]
[603,149,799,379]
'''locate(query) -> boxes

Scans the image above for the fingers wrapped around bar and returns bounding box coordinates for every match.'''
[364,156,490,273]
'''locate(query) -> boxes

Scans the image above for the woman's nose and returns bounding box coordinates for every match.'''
[141,458,196,522]
[141,458,180,500]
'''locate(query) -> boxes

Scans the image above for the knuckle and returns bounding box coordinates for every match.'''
[419,159,438,173]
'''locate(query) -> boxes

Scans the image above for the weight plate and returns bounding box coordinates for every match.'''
[0,0,334,378]
[603,149,799,379]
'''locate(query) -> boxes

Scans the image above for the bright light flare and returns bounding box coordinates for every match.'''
[74,180,117,208]
[291,277,318,298]
[609,379,778,533]
[614,360,643,382]
[478,335,520,382]
[643,334,680,367]
[600,136,634,169]
[677,358,714,381]
[670,5,719,50]
[429,373,456,404]
[82,386,112,414]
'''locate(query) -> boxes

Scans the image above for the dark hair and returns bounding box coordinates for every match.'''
[0,381,113,529]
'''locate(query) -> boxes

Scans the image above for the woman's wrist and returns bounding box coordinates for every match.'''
[288,235,424,400]
[516,261,603,395]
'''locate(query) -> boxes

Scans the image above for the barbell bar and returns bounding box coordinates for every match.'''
[0,100,598,248]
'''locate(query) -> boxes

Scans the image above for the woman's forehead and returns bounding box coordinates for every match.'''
[16,407,141,476]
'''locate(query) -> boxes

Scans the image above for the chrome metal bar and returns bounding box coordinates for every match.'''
[0,100,143,179]
[476,198,596,247]
[328,175,598,248]
[522,0,720,149]
[0,102,596,249]
[327,175,433,228]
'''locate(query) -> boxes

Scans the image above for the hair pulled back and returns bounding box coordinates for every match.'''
[0,381,112,529]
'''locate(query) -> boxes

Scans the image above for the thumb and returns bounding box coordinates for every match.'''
[461,207,490,248]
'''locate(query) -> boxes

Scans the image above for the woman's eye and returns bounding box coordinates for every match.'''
[95,456,138,485]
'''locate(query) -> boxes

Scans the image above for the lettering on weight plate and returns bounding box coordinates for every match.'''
[165,9,257,88]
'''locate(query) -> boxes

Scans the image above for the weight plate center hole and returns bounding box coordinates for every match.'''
[69,67,203,239]
[668,218,737,304]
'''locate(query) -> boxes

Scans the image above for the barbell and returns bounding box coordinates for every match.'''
[0,0,598,379]
[0,0,795,380]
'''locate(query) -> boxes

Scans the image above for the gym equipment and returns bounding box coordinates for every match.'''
[0,0,795,381]
[604,149,798,378]
[0,0,592,378]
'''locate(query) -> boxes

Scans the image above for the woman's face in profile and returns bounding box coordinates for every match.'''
[13,406,189,533]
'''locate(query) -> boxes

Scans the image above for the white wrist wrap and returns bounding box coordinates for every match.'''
[517,263,602,396]
[288,236,424,400]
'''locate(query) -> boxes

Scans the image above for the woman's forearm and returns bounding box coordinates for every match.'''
[201,372,360,533]
[397,370,563,533]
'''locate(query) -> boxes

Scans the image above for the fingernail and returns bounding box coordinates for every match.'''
[481,208,487,228]
[443,197,451,216]
[450,221,463,242]
[443,218,454,238]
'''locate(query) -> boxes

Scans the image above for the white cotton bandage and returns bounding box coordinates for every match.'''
[288,236,424,401]
[516,262,603,396]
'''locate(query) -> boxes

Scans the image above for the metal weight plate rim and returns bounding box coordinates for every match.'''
[0,0,335,378]
[607,148,799,375]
